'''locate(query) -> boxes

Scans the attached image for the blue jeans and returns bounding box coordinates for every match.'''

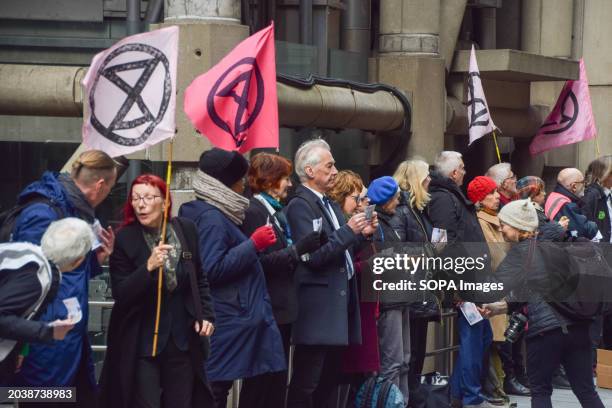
[450,314,493,405]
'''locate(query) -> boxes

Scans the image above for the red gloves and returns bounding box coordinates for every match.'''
[250,225,277,252]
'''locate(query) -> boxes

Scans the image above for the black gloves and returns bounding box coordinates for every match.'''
[294,231,323,256]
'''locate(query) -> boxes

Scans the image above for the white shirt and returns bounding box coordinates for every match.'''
[303,184,354,278]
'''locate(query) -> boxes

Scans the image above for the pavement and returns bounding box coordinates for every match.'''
[508,384,612,407]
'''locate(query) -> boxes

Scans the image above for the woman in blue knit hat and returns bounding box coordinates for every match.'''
[367,175,411,405]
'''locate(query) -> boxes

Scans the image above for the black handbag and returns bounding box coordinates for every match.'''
[171,218,210,359]
[412,372,449,408]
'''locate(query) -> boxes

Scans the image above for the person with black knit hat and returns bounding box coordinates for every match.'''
[179,148,286,408]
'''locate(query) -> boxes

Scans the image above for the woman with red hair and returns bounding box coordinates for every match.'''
[99,174,215,408]
[239,153,323,408]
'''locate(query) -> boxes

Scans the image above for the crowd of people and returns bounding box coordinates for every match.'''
[0,141,610,408]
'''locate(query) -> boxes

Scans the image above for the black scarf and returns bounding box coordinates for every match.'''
[58,173,96,222]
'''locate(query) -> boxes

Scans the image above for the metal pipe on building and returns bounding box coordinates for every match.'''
[0,64,86,117]
[445,96,546,139]
[299,0,313,45]
[0,64,407,133]
[341,0,371,54]
[277,82,404,131]
[164,0,241,23]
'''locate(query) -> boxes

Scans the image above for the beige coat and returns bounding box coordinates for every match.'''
[477,210,510,341]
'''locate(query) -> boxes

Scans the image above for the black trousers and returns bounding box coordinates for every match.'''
[286,345,343,408]
[134,338,195,408]
[497,334,526,380]
[240,323,292,408]
[526,324,604,408]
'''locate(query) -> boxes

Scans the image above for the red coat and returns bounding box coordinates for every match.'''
[342,252,380,373]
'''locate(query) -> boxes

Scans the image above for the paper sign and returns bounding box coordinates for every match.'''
[460,302,484,326]
[431,228,447,244]
[62,297,82,324]
[92,219,103,250]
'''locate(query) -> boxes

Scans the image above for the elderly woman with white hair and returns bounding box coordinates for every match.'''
[485,162,518,207]
[0,217,94,384]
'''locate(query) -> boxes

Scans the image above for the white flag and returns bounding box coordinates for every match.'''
[467,45,496,145]
[82,26,179,157]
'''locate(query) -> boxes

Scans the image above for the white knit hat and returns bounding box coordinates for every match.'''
[498,198,539,232]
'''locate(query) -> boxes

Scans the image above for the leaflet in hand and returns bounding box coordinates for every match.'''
[431,228,447,244]
[460,302,483,326]
[62,297,82,324]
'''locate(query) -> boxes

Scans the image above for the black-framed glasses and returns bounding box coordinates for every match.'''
[131,195,162,205]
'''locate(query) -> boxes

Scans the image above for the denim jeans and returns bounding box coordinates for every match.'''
[450,314,493,405]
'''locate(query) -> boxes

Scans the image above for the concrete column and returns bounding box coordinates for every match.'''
[439,0,467,71]
[379,0,440,55]
[165,0,241,23]
[521,0,573,57]
[129,0,248,163]
[375,0,445,163]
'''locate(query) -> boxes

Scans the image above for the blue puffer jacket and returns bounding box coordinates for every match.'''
[10,172,100,387]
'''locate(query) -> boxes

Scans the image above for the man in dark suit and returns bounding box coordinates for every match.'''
[285,139,376,408]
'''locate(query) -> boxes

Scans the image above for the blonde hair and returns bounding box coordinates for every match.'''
[328,170,364,207]
[393,159,431,211]
[71,150,116,185]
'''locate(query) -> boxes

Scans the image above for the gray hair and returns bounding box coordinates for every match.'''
[41,218,95,269]
[294,138,331,182]
[434,151,463,178]
[486,162,512,186]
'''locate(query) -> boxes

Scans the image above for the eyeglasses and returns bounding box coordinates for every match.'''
[351,195,369,204]
[131,195,161,205]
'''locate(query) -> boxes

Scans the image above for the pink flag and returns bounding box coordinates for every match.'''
[82,26,179,157]
[529,59,597,156]
[184,23,278,153]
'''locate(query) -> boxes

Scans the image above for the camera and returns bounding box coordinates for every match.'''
[504,312,528,343]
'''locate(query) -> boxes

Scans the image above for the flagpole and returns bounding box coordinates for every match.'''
[492,129,502,163]
[595,136,601,157]
[152,139,173,357]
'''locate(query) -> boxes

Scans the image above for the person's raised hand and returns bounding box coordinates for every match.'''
[347,212,367,234]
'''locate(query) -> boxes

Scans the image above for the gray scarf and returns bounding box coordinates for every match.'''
[192,170,249,225]
[58,173,95,223]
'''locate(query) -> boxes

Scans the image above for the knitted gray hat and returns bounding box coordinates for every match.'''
[498,198,539,232]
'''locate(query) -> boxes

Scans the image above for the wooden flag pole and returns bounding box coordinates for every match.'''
[595,136,601,157]
[492,130,502,163]
[152,139,174,357]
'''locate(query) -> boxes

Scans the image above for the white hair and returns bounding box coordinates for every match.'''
[434,151,463,178]
[294,138,331,182]
[486,162,512,186]
[41,218,95,269]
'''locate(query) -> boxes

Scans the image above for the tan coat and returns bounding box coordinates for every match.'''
[477,210,510,341]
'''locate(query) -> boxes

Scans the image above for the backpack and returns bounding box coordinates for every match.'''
[355,376,404,408]
[530,239,612,320]
[0,195,64,243]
